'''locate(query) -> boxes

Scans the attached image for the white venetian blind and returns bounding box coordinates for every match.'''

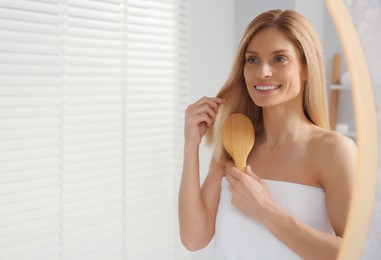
[62,0,125,259]
[125,0,188,259]
[0,0,191,259]
[0,0,62,259]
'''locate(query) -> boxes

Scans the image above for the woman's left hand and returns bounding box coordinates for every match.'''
[226,166,273,222]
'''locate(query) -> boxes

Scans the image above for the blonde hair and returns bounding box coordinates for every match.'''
[206,9,329,162]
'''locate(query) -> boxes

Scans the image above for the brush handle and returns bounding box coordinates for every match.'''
[234,158,246,173]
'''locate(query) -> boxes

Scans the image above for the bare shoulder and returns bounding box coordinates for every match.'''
[311,129,356,158]
[306,128,357,236]
[308,128,357,187]
[310,129,357,163]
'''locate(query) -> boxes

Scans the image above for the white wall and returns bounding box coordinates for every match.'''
[189,0,235,185]
[190,0,236,101]
[234,0,294,46]
[189,0,235,258]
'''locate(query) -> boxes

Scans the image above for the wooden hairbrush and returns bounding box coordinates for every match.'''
[222,113,255,173]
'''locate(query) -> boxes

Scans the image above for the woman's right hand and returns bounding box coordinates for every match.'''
[184,96,225,146]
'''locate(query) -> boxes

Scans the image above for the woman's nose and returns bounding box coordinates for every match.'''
[256,63,273,78]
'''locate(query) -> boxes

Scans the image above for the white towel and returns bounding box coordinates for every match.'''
[214,178,335,260]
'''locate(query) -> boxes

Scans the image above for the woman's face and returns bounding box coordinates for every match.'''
[243,27,307,108]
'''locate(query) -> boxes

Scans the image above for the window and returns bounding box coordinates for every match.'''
[0,0,190,259]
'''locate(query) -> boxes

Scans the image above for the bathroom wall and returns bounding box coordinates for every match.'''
[189,0,235,188]
[189,0,235,258]
[234,0,294,47]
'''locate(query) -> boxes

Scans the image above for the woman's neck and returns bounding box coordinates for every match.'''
[258,102,313,149]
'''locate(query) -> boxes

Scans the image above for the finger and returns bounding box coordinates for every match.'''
[228,167,243,180]
[226,174,233,184]
[190,114,212,128]
[199,114,213,127]
[192,97,215,111]
[226,174,238,186]
[187,107,214,125]
[226,176,237,194]
[193,104,217,122]
[213,96,226,104]
[245,165,262,183]
[186,104,216,125]
[193,96,225,113]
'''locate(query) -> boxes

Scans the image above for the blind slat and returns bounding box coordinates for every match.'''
[0,157,60,173]
[67,6,122,22]
[0,18,59,34]
[0,7,59,24]
[0,236,60,259]
[0,42,60,55]
[67,0,121,13]
[62,158,122,174]
[0,217,59,238]
[0,147,60,163]
[0,0,59,14]
[0,226,60,248]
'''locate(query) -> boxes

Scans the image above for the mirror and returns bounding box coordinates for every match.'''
[325,0,378,259]
[190,0,379,259]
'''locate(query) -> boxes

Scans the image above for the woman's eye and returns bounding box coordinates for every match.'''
[247,57,258,64]
[274,56,287,62]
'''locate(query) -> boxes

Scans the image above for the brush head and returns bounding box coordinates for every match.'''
[222,113,255,173]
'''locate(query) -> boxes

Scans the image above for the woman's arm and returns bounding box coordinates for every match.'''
[179,156,223,251]
[178,96,225,251]
[226,134,357,259]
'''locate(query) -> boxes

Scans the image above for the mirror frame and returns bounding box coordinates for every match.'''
[325,0,378,259]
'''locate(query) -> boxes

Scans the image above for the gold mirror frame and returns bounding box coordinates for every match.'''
[325,0,378,259]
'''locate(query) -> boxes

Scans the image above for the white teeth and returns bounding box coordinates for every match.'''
[255,85,280,90]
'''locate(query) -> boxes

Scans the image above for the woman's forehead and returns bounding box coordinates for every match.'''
[247,28,300,57]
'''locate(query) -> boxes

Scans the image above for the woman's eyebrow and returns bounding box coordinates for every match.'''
[245,50,257,55]
[272,49,293,55]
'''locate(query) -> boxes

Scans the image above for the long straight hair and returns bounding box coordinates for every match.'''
[206,9,329,162]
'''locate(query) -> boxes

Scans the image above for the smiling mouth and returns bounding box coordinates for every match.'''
[255,85,281,91]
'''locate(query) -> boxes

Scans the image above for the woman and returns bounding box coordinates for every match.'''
[179,9,356,260]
